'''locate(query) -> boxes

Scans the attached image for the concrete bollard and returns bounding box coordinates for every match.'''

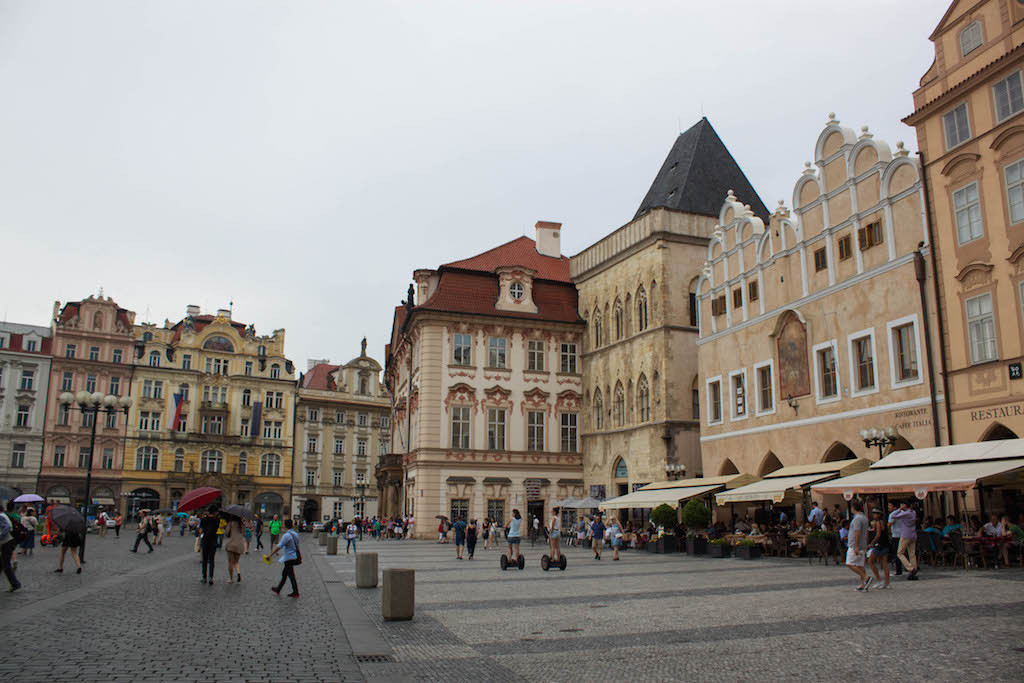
[382,568,414,621]
[314,530,320,540]
[319,532,328,546]
[356,552,379,588]
[327,535,338,555]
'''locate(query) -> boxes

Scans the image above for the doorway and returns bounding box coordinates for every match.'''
[527,500,544,540]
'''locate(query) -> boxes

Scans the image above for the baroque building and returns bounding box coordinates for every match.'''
[903,0,1024,443]
[0,322,52,497]
[293,340,391,524]
[385,223,586,535]
[696,116,944,518]
[39,296,135,508]
[571,118,769,502]
[121,306,295,518]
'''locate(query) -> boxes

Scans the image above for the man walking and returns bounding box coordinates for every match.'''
[846,500,871,591]
[254,516,264,550]
[891,502,919,580]
[130,511,154,553]
[591,515,606,560]
[269,515,282,548]
[268,518,301,598]
[0,503,22,592]
[887,502,904,576]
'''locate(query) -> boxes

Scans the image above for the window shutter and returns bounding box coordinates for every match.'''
[858,226,868,251]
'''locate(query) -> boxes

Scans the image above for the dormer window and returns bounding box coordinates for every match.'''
[510,282,524,300]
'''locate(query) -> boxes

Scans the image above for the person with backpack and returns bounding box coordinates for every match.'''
[130,510,154,553]
[1,501,24,592]
[268,518,301,597]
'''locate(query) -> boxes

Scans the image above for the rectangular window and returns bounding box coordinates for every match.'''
[273,421,283,439]
[994,70,1023,122]
[560,343,578,373]
[109,376,120,396]
[11,444,25,468]
[960,21,982,56]
[139,411,150,430]
[112,349,122,364]
[65,344,76,359]
[143,380,153,398]
[333,471,342,487]
[748,280,759,302]
[527,410,545,451]
[450,499,469,521]
[333,502,344,518]
[731,372,746,418]
[153,380,163,399]
[358,412,368,427]
[101,448,114,470]
[262,420,272,438]
[487,337,507,368]
[16,405,30,427]
[818,345,838,399]
[203,415,222,435]
[306,469,317,487]
[357,439,367,456]
[852,335,876,392]
[1004,158,1024,224]
[20,369,34,391]
[89,346,100,361]
[381,416,390,429]
[105,411,117,429]
[858,221,883,250]
[336,411,346,424]
[78,446,91,469]
[527,340,545,371]
[182,354,192,370]
[379,441,387,456]
[54,445,66,467]
[453,333,472,365]
[756,364,773,414]
[307,435,317,453]
[334,438,345,455]
[57,404,70,425]
[487,499,505,524]
[62,371,73,392]
[966,293,997,363]
[560,412,578,452]
[177,416,187,432]
[244,361,253,376]
[308,408,319,421]
[240,419,249,437]
[953,182,984,244]
[174,453,184,472]
[26,340,37,352]
[943,102,971,149]
[81,411,94,428]
[711,295,726,316]
[732,288,743,308]
[892,322,919,382]
[487,408,506,450]
[813,247,827,272]
[451,406,470,449]
[708,380,722,423]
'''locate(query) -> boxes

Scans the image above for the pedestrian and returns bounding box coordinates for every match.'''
[591,515,606,560]
[890,502,919,580]
[886,502,904,576]
[437,519,445,543]
[548,507,563,564]
[867,508,891,589]
[505,509,523,561]
[608,516,622,561]
[269,515,281,547]
[243,520,253,553]
[345,520,358,554]
[199,506,220,585]
[453,516,467,559]
[53,523,84,574]
[224,515,246,583]
[1,502,22,592]
[155,513,165,546]
[97,509,107,538]
[531,515,540,546]
[255,517,264,550]
[268,518,301,597]
[467,518,478,559]
[114,513,122,539]
[808,501,825,528]
[216,515,226,549]
[577,517,587,548]
[19,508,37,556]
[130,511,154,553]
[846,500,871,591]
[180,515,187,536]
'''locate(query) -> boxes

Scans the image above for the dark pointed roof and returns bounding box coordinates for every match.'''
[634,117,769,224]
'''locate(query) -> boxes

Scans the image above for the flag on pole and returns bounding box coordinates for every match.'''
[171,393,185,431]
[251,401,263,435]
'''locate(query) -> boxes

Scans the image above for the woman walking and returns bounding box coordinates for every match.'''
[466,519,478,559]
[482,518,491,550]
[19,509,37,556]
[345,520,358,554]
[224,514,246,583]
[114,513,122,539]
[268,518,301,597]
[53,526,83,574]
[867,509,891,589]
[199,507,220,585]
[608,517,623,561]
[155,513,165,546]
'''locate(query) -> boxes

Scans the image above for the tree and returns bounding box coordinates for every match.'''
[650,503,677,529]
[680,499,711,531]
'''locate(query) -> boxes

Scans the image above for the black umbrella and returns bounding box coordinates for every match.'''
[221,504,257,521]
[49,504,86,535]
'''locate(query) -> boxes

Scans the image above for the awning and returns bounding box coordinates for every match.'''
[563,496,603,509]
[600,484,723,510]
[92,498,115,506]
[554,496,580,507]
[811,457,1024,495]
[715,459,871,505]
[557,478,584,485]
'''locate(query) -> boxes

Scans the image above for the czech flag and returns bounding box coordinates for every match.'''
[171,393,185,431]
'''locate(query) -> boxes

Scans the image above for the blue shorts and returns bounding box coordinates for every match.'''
[507,536,520,546]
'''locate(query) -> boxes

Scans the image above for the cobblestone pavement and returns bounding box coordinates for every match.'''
[322,537,1024,682]
[0,532,362,683]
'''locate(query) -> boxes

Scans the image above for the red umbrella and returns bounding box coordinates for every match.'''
[176,487,222,512]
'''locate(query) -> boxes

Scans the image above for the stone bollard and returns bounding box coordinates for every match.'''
[356,552,379,588]
[314,530,320,539]
[319,532,328,546]
[327,535,338,555]
[382,568,414,621]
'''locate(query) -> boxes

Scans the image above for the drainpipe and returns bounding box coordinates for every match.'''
[917,151,953,445]
[914,247,942,447]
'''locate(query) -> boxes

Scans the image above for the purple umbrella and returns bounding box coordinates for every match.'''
[13,493,44,503]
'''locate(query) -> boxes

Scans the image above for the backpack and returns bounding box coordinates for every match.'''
[7,515,28,544]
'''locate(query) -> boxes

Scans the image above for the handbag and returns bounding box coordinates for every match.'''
[193,536,201,553]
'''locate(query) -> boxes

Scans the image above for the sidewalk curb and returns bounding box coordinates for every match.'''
[314,552,393,658]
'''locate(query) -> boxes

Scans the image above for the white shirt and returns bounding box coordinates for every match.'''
[533,518,539,529]
[346,523,358,539]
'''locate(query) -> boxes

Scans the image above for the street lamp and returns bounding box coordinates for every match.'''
[861,426,899,460]
[58,390,133,562]
[664,463,687,481]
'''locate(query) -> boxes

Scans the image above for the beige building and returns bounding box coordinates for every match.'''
[385,223,586,535]
[696,117,946,516]
[122,306,295,518]
[572,117,769,502]
[293,341,391,524]
[903,0,1024,444]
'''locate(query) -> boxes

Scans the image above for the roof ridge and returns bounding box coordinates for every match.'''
[674,117,709,195]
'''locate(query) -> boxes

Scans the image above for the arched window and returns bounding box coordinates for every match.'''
[201,449,223,473]
[359,375,369,394]
[261,453,281,477]
[92,311,104,330]
[614,457,628,479]
[270,363,280,379]
[593,389,604,430]
[142,332,153,342]
[242,389,251,407]
[613,299,624,340]
[637,374,650,422]
[173,448,184,473]
[613,382,625,427]
[148,350,160,367]
[203,336,235,352]
[636,286,648,332]
[688,277,699,327]
[136,447,159,471]
[238,452,247,475]
[593,311,603,348]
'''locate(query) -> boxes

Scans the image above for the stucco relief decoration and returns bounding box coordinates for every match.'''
[1010,245,1024,275]
[775,312,810,398]
[444,383,478,414]
[409,388,420,413]
[521,387,551,415]
[956,263,994,291]
[556,390,582,411]
[482,386,513,409]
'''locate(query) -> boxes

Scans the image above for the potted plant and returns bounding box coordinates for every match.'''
[735,539,761,560]
[708,537,731,557]
[681,500,711,555]
[806,530,840,565]
[648,504,679,553]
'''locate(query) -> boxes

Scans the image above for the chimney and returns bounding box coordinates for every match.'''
[535,221,562,258]
[216,308,231,319]
[186,304,200,318]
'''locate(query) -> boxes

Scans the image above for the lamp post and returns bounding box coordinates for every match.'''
[664,463,687,481]
[58,390,133,562]
[860,426,899,460]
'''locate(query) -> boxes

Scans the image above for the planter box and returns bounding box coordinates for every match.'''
[707,543,731,558]
[648,536,678,554]
[686,537,708,555]
[735,544,761,560]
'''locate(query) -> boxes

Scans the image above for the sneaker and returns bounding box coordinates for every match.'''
[907,574,919,581]
[53,568,63,574]
[287,592,300,598]
[8,584,21,593]
[877,583,891,589]
[863,576,873,591]
[271,586,281,595]
[855,585,866,591]
[76,568,82,575]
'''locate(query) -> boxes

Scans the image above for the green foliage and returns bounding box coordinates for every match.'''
[680,499,712,530]
[710,537,730,545]
[739,539,757,547]
[808,530,839,540]
[649,504,677,529]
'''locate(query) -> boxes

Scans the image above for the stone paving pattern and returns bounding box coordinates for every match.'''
[324,537,1024,682]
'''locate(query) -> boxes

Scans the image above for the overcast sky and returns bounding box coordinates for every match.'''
[0,1,944,371]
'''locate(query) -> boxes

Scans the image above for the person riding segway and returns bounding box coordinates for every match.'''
[541,506,568,571]
[499,509,525,570]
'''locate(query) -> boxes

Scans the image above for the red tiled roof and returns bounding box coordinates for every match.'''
[302,363,339,390]
[443,236,570,283]
[417,270,580,323]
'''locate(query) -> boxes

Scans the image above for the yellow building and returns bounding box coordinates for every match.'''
[903,0,1024,443]
[121,306,295,519]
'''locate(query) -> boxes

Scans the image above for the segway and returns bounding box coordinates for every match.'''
[540,554,568,571]
[500,553,526,570]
